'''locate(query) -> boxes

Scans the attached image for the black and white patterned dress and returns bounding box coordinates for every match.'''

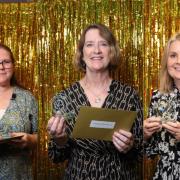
[144,88,180,180]
[48,80,143,180]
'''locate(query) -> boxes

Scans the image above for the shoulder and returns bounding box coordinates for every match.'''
[151,89,170,99]
[152,89,159,96]
[53,82,79,102]
[14,86,36,101]
[112,80,138,95]
[151,88,178,101]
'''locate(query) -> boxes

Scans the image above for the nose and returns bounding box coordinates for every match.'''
[94,44,101,54]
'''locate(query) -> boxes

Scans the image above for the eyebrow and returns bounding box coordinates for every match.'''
[85,40,108,43]
[0,59,12,61]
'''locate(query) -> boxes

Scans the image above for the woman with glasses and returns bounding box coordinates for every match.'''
[0,43,38,180]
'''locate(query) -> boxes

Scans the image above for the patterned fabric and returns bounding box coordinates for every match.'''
[0,86,38,180]
[48,80,143,180]
[0,109,5,119]
[144,88,180,180]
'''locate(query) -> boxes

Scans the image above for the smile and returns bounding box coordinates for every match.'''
[91,57,103,60]
[175,67,180,71]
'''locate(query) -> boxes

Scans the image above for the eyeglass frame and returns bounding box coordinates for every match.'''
[0,59,13,69]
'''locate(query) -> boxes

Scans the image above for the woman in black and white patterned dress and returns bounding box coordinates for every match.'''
[47,24,143,180]
[144,33,180,180]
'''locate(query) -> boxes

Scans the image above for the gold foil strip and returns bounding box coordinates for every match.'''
[0,0,179,179]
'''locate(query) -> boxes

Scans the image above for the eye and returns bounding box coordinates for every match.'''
[169,53,176,58]
[4,60,11,64]
[85,43,93,47]
[99,42,109,46]
[102,43,108,46]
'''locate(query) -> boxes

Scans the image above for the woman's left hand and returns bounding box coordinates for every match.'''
[112,129,134,153]
[9,132,37,149]
[162,121,180,141]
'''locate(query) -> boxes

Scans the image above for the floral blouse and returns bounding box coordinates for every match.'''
[48,80,143,180]
[0,86,38,180]
[145,88,180,180]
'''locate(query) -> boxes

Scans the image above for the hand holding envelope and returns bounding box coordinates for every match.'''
[113,129,134,153]
[72,106,137,142]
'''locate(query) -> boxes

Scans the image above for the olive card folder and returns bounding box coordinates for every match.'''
[72,106,137,141]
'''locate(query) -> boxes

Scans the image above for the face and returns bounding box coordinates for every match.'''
[167,40,180,85]
[0,48,14,86]
[82,29,110,73]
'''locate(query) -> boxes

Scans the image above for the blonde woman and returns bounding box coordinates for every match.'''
[144,33,180,180]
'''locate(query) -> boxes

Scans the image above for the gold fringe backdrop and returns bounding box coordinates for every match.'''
[0,0,179,179]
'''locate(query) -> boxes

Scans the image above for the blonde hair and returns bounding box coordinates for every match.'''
[159,32,180,93]
[74,23,121,72]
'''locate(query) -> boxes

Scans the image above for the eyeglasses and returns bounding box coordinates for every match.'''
[0,59,13,69]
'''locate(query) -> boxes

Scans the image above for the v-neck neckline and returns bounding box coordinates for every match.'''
[77,80,114,108]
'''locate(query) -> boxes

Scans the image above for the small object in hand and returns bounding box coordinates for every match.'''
[55,111,62,118]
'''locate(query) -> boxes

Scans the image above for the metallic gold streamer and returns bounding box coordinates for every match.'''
[0,0,179,179]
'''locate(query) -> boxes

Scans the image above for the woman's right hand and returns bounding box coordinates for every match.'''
[47,114,68,146]
[143,116,162,141]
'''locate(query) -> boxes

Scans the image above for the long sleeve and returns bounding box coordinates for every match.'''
[48,92,75,163]
[48,81,143,180]
[144,90,160,157]
[128,90,143,161]
[28,92,38,133]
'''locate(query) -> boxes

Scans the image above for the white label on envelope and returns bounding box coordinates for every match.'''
[90,120,115,129]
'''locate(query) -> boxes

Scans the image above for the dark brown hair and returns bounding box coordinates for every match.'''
[74,23,121,72]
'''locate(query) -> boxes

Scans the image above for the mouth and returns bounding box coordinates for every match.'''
[90,56,103,60]
[175,67,180,71]
[0,72,6,75]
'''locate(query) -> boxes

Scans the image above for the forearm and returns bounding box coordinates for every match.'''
[26,133,38,149]
[53,134,68,146]
[48,138,71,163]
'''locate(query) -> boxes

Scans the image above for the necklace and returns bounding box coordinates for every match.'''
[83,77,111,104]
[94,97,101,103]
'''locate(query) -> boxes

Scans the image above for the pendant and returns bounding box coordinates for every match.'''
[95,97,101,103]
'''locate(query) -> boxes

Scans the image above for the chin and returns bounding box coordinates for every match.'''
[173,77,180,81]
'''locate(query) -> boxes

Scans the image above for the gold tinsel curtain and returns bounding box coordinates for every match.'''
[0,0,179,179]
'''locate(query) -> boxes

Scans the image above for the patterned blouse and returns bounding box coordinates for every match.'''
[48,80,143,180]
[0,86,38,180]
[144,88,180,180]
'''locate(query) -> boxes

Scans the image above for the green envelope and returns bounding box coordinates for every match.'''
[72,106,137,141]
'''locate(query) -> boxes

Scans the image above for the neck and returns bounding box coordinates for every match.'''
[0,84,12,94]
[174,80,180,91]
[83,72,111,87]
[81,72,111,106]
